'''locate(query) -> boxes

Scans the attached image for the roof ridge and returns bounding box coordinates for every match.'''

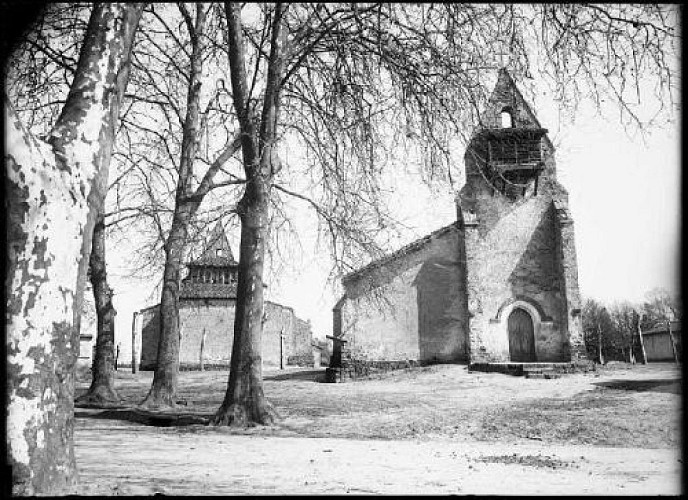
[342,222,458,283]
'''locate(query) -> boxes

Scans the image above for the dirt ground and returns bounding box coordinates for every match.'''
[74,362,683,495]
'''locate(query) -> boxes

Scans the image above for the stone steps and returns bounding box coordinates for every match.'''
[524,369,561,380]
[469,361,594,378]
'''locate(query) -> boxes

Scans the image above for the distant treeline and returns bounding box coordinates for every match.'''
[582,288,681,363]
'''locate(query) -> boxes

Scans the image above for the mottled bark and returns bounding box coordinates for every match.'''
[211,2,286,427]
[76,211,120,405]
[5,4,142,495]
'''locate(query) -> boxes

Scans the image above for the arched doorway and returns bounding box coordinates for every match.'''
[508,307,536,362]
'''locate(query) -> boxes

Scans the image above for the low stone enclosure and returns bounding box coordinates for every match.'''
[326,359,424,383]
[325,337,595,382]
[325,358,595,383]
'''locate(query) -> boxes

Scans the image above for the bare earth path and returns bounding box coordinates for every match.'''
[76,431,680,495]
[74,362,682,495]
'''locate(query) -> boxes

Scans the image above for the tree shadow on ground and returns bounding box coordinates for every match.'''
[592,378,681,394]
[74,408,212,427]
[264,368,326,382]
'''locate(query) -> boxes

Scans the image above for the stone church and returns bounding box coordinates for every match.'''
[332,69,586,370]
[135,222,313,370]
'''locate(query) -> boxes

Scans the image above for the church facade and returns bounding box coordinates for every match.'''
[135,223,313,370]
[333,70,586,367]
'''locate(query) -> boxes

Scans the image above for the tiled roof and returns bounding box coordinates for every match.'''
[342,223,458,284]
[476,127,549,138]
[189,221,237,266]
[179,281,237,299]
[187,256,238,267]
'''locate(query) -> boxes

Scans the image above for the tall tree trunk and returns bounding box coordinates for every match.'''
[140,3,207,409]
[212,192,278,425]
[5,4,142,495]
[140,208,193,408]
[212,1,286,427]
[76,210,120,405]
[131,311,139,373]
[667,320,679,365]
[636,313,647,364]
[597,322,604,365]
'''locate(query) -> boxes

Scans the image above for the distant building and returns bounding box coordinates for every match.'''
[134,222,313,370]
[642,321,681,362]
[332,69,586,375]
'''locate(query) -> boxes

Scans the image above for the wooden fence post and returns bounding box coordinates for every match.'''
[199,328,206,371]
[635,311,647,364]
[667,320,679,365]
[131,311,138,374]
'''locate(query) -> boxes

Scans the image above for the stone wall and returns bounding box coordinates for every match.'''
[643,332,678,362]
[138,299,311,370]
[138,306,160,370]
[330,71,587,368]
[336,227,469,363]
[461,188,570,363]
[458,102,585,364]
[288,317,315,366]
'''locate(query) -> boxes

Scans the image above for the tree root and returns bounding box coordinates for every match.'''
[75,384,121,408]
[209,400,280,427]
[138,391,179,411]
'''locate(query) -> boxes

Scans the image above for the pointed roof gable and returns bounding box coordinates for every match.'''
[188,221,237,267]
[468,68,553,151]
[482,68,543,129]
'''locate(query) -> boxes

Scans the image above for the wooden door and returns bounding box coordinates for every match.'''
[508,308,536,362]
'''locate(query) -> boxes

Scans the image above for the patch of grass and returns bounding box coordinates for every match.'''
[476,387,680,447]
[77,365,681,449]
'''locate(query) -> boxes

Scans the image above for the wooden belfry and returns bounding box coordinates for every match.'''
[478,126,546,198]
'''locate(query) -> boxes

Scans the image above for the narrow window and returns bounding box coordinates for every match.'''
[216,248,223,257]
[500,108,513,128]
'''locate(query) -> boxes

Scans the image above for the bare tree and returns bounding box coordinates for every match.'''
[5,3,142,494]
[76,210,121,405]
[136,3,245,408]
[206,3,678,426]
[582,299,613,364]
[609,302,639,363]
[7,2,131,409]
[640,287,681,328]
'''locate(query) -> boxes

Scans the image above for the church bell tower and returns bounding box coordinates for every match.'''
[457,69,586,365]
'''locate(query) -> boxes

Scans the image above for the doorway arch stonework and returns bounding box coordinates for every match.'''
[498,300,542,362]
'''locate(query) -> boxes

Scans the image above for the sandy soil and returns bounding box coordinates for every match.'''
[74,362,682,495]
